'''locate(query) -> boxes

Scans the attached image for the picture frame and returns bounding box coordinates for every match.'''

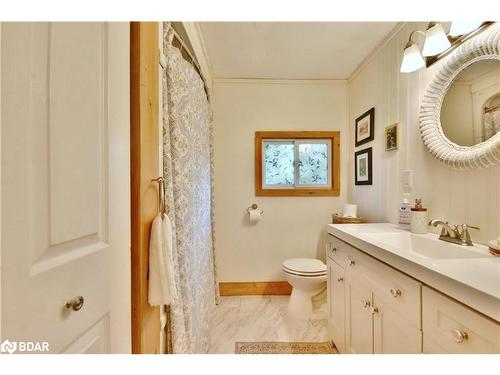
[385,122,399,151]
[354,147,372,185]
[355,107,375,147]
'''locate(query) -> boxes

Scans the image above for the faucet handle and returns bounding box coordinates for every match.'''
[460,224,480,246]
[462,224,480,230]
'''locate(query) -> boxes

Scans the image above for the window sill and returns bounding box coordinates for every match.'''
[255,188,340,197]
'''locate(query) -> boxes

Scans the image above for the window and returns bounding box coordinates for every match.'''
[255,131,340,196]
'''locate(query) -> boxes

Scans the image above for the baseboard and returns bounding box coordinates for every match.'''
[219,281,292,296]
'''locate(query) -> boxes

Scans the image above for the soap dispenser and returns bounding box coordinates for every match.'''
[410,198,428,234]
[398,193,411,229]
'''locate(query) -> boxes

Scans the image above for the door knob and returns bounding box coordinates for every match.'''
[451,329,468,343]
[65,296,84,312]
[390,288,402,298]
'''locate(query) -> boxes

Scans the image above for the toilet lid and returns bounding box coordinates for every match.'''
[282,258,326,274]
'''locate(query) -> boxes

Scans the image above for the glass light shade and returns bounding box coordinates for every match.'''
[449,21,482,37]
[400,43,425,73]
[422,23,451,56]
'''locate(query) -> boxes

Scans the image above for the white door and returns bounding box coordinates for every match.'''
[372,294,422,354]
[345,274,373,354]
[327,259,345,353]
[1,22,130,354]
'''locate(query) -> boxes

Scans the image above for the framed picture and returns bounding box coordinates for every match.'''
[354,147,372,185]
[355,107,375,146]
[385,122,399,151]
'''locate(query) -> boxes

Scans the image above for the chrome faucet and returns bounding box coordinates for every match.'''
[428,219,480,246]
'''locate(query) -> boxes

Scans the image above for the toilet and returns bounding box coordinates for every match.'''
[282,258,327,318]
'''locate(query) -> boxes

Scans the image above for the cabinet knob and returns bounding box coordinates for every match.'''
[451,329,468,343]
[348,258,355,266]
[65,296,84,312]
[390,288,402,298]
[371,306,379,315]
[337,277,344,282]
[363,300,371,308]
[331,247,337,253]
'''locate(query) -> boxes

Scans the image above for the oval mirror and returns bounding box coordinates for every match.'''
[440,59,500,146]
[419,23,500,169]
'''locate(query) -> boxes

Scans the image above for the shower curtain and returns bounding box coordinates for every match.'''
[162,24,218,354]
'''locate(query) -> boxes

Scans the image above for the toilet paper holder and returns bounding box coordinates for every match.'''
[247,203,263,215]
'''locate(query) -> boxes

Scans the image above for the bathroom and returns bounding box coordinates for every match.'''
[0,0,499,371]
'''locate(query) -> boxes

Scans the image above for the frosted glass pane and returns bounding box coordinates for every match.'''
[264,142,295,186]
[299,143,328,185]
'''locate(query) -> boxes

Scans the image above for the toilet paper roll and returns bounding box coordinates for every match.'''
[248,209,261,223]
[342,204,358,218]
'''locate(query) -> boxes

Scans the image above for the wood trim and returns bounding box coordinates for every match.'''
[130,22,160,354]
[255,131,340,197]
[219,282,292,296]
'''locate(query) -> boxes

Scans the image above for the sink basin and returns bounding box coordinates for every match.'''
[363,232,490,260]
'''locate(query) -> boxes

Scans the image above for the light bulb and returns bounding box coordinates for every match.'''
[449,21,482,37]
[422,23,451,56]
[400,42,425,73]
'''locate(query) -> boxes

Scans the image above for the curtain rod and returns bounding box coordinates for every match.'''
[484,103,500,113]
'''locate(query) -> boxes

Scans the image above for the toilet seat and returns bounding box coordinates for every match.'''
[282,258,326,276]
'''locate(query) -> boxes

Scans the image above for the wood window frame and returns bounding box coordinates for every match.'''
[255,131,340,196]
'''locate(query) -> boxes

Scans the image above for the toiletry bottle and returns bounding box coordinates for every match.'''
[410,198,428,234]
[398,193,411,229]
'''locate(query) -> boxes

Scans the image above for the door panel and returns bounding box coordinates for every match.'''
[1,22,130,353]
[328,259,346,353]
[373,295,422,353]
[346,274,373,354]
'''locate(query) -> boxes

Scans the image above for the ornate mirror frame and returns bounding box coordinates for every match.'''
[419,23,500,169]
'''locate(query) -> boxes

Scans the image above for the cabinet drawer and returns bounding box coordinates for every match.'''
[334,237,421,327]
[327,236,350,266]
[423,287,500,354]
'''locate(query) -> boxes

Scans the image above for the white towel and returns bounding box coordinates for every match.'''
[148,213,177,306]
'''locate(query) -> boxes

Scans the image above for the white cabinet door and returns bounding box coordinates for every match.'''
[328,259,345,353]
[1,22,130,353]
[346,274,373,354]
[372,294,422,354]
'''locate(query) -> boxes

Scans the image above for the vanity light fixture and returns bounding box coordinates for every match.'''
[400,21,491,74]
[400,31,426,73]
[422,22,451,57]
[449,21,482,37]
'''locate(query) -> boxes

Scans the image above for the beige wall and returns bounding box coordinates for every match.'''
[213,80,348,282]
[347,23,500,245]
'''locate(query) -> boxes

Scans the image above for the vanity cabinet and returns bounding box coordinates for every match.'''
[327,233,500,354]
[327,236,422,354]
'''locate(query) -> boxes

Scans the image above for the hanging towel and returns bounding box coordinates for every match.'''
[148,213,177,306]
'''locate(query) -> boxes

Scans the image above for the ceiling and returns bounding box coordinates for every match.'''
[199,22,398,80]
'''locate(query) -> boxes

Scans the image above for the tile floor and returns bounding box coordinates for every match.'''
[208,294,329,354]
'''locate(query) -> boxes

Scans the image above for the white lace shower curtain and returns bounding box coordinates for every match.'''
[162,24,218,354]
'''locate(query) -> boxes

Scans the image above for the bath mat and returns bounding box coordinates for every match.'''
[234,341,337,354]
